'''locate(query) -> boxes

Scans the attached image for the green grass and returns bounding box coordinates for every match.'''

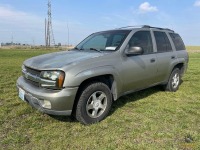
[186,46,200,52]
[0,49,200,149]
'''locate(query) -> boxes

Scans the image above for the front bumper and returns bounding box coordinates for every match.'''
[16,76,78,116]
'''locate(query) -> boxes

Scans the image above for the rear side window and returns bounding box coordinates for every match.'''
[128,31,153,54]
[154,31,172,52]
[169,33,186,50]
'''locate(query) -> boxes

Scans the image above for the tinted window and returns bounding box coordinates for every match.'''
[128,31,153,54]
[154,31,172,52]
[169,33,186,50]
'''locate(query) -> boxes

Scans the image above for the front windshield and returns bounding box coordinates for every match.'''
[76,30,131,51]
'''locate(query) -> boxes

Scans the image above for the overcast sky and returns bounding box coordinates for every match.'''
[0,0,200,45]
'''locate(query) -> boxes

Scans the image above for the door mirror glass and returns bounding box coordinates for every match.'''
[125,46,144,56]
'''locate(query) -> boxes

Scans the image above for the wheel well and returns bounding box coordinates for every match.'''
[72,74,115,115]
[79,75,114,90]
[173,63,184,75]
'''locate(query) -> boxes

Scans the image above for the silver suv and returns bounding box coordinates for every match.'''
[17,25,189,124]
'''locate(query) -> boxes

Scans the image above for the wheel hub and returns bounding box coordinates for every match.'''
[172,73,179,88]
[94,101,100,108]
[86,91,107,118]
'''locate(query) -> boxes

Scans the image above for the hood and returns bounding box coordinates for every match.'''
[24,50,106,70]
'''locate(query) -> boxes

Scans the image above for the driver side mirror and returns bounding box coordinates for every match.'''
[125,46,144,56]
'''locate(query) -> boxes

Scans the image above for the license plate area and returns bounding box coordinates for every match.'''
[19,88,25,101]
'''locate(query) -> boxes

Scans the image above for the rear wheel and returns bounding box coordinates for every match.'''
[164,68,180,92]
[75,82,112,125]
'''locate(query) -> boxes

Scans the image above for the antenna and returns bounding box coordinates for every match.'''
[45,0,55,47]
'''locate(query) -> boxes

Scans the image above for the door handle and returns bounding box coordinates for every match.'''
[150,58,156,63]
[171,56,176,59]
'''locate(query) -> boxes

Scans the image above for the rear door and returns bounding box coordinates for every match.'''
[152,30,176,82]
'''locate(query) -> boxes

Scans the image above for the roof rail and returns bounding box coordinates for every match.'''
[118,25,174,32]
[163,28,174,32]
[118,25,145,29]
[144,25,174,32]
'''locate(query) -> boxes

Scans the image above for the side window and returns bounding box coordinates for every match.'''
[128,31,153,54]
[169,33,186,50]
[154,31,172,52]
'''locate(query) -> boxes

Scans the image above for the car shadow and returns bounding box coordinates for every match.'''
[48,114,77,123]
[180,79,183,85]
[47,80,185,123]
[48,85,162,123]
[110,79,184,116]
[109,85,162,116]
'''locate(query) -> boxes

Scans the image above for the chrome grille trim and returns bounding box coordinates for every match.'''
[22,69,40,83]
[22,66,56,87]
[25,66,41,76]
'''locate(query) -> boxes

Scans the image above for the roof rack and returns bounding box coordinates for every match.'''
[118,25,174,32]
[143,25,174,32]
[118,25,145,29]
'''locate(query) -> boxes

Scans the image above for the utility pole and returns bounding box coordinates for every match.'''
[11,32,13,45]
[45,18,47,47]
[32,37,35,47]
[67,22,69,47]
[45,0,55,47]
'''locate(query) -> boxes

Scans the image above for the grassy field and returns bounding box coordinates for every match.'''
[186,46,200,53]
[0,49,200,149]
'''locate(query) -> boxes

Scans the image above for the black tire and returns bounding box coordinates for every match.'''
[75,82,112,125]
[164,68,181,92]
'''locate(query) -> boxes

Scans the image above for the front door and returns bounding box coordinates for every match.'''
[121,30,157,92]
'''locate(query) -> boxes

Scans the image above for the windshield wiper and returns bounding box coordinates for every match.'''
[89,48,102,53]
[74,47,84,51]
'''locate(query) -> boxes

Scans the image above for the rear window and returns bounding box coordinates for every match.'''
[169,33,186,51]
[154,31,172,52]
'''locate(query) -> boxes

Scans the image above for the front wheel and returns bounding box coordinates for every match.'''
[164,68,181,92]
[75,82,112,125]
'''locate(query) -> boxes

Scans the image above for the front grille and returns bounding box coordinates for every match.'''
[22,66,56,89]
[23,66,41,87]
[25,66,41,76]
[26,78,40,87]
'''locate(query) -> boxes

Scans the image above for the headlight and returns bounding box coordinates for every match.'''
[40,71,65,89]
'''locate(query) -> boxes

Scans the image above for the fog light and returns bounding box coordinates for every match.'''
[40,100,51,109]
